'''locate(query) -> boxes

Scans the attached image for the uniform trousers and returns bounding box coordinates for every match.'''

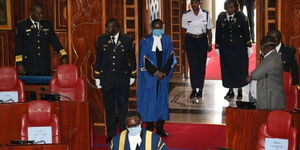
[185,35,208,90]
[102,83,129,137]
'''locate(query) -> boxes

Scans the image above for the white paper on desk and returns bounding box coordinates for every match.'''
[0,91,18,103]
[28,126,52,144]
[265,138,288,150]
[250,80,257,100]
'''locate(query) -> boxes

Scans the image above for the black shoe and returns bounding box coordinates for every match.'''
[190,90,196,99]
[106,137,112,144]
[224,90,234,99]
[196,90,202,98]
[237,89,243,100]
[157,129,169,137]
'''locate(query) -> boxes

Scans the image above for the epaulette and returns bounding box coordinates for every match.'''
[202,9,209,14]
[184,10,191,14]
[122,33,132,38]
[17,19,26,24]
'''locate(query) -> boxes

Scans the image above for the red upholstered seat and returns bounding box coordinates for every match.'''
[50,64,86,101]
[257,110,297,150]
[0,67,25,102]
[283,72,298,112]
[21,100,60,143]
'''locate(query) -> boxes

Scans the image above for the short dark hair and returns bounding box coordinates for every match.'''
[224,0,239,11]
[30,2,43,12]
[151,19,163,28]
[261,35,276,49]
[125,111,142,120]
[105,18,120,28]
[267,29,282,42]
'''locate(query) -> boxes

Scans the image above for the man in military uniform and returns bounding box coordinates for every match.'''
[15,2,68,76]
[94,18,136,143]
[182,0,213,99]
[268,29,299,85]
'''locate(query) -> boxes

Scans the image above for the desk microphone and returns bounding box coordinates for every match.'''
[41,91,72,101]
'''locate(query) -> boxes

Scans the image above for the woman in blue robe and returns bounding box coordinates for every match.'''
[137,19,177,137]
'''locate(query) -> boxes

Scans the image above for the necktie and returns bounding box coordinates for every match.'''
[34,22,39,30]
[111,36,115,45]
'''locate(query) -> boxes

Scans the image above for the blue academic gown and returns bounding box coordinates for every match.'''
[137,34,177,122]
[110,129,168,150]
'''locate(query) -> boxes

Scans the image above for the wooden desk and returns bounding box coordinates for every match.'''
[1,144,68,150]
[0,102,90,150]
[226,107,300,150]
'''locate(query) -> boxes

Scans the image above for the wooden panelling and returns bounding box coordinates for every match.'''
[54,0,67,31]
[67,0,106,132]
[0,32,9,66]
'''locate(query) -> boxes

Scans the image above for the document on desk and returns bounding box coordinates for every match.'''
[28,126,52,144]
[0,91,18,102]
[265,138,288,150]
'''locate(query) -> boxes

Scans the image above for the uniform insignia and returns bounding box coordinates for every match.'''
[103,44,108,48]
[108,41,112,44]
[43,28,49,32]
[184,10,191,14]
[25,29,31,32]
[31,25,34,29]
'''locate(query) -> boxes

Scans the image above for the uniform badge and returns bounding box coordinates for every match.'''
[108,41,112,44]
[43,28,49,32]
[25,29,31,32]
[103,44,108,48]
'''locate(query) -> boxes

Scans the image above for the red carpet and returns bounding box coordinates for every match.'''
[205,44,257,80]
[94,123,226,150]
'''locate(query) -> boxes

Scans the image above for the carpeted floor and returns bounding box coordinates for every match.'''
[94,123,226,150]
[205,44,257,80]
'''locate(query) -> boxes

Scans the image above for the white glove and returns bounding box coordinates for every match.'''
[129,78,135,85]
[215,48,220,56]
[247,47,253,57]
[95,79,102,89]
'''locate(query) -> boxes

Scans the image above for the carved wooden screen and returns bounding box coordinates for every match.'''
[123,0,139,110]
[170,0,183,74]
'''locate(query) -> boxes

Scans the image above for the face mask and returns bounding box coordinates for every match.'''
[152,29,164,37]
[127,124,142,136]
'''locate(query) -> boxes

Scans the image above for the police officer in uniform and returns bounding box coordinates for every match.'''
[15,2,68,76]
[267,29,299,85]
[215,0,252,99]
[182,0,213,99]
[94,18,136,143]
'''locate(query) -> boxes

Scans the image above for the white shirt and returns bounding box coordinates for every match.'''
[226,13,235,21]
[275,42,282,53]
[152,35,162,52]
[30,17,40,29]
[182,9,213,35]
[110,32,119,44]
[128,134,142,150]
[264,49,275,58]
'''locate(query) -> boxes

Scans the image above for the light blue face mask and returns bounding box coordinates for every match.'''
[152,29,164,37]
[127,124,142,136]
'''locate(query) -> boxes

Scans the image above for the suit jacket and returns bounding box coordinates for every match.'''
[279,43,299,85]
[251,50,285,110]
[15,18,67,75]
[95,33,136,89]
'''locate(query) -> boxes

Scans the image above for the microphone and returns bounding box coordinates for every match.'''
[0,99,15,103]
[33,140,46,144]
[41,91,72,101]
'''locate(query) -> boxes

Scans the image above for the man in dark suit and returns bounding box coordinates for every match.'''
[15,2,68,76]
[267,29,299,85]
[94,18,136,143]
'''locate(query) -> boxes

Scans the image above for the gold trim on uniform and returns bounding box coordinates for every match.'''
[94,71,100,75]
[59,49,67,56]
[25,29,31,32]
[145,131,152,150]
[118,130,127,150]
[131,70,137,74]
[16,55,23,62]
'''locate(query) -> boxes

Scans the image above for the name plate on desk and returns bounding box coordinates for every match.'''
[0,91,18,103]
[265,138,288,150]
[28,126,52,144]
